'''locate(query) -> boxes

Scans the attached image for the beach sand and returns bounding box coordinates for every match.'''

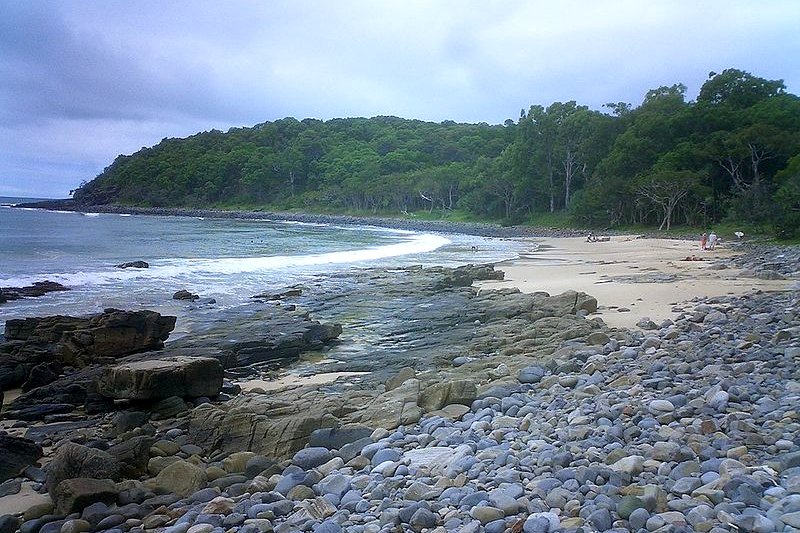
[478,235,792,329]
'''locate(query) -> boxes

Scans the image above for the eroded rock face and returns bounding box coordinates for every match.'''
[3,309,176,368]
[96,357,223,400]
[0,309,176,392]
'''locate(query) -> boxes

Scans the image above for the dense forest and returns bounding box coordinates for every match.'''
[74,69,800,237]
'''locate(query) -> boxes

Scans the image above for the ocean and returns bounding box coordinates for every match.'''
[0,197,523,335]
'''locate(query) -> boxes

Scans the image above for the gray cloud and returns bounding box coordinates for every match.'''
[1,0,798,197]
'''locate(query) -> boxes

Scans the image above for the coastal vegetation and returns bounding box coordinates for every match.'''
[73,69,800,238]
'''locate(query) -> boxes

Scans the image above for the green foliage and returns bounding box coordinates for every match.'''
[73,69,800,237]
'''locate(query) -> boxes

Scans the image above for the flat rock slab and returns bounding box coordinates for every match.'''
[97,356,223,400]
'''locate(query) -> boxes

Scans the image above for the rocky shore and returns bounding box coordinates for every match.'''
[0,259,798,533]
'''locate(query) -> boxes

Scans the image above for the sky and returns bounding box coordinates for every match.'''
[1,1,799,198]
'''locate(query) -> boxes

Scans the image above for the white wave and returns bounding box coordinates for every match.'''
[0,233,451,287]
[83,212,101,217]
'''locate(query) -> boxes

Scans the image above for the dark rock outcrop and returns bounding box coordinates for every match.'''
[0,309,176,390]
[173,290,199,301]
[0,281,69,304]
[164,307,342,369]
[96,357,223,400]
[0,435,43,482]
[115,261,149,269]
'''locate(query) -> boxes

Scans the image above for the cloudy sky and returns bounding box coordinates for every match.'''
[1,1,798,198]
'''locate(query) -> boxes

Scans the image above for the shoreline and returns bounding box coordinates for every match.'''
[479,235,797,330]
[10,199,605,239]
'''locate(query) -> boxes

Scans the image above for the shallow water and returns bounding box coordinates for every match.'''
[0,198,524,334]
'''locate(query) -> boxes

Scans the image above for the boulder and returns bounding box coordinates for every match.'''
[173,290,199,301]
[46,442,121,498]
[418,379,477,412]
[154,460,207,497]
[107,436,155,477]
[115,261,149,269]
[188,398,341,458]
[52,477,118,515]
[0,435,43,482]
[96,357,223,400]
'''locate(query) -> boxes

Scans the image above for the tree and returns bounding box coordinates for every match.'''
[636,170,702,231]
[698,69,786,108]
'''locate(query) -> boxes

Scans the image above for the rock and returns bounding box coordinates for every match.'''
[292,447,332,470]
[0,515,20,533]
[0,479,20,497]
[107,436,155,477]
[637,317,658,330]
[470,506,504,525]
[308,426,374,450]
[163,306,343,369]
[610,455,645,476]
[115,261,149,269]
[629,508,650,530]
[409,507,437,532]
[0,281,69,304]
[0,435,43,482]
[587,508,612,532]
[52,477,118,515]
[3,309,176,369]
[221,451,256,474]
[46,442,120,498]
[617,495,646,519]
[418,379,477,411]
[251,287,302,300]
[154,460,207,497]
[518,366,546,384]
[96,357,223,400]
[173,290,199,301]
[385,367,416,391]
[21,361,63,391]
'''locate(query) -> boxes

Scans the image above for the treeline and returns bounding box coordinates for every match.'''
[74,69,800,237]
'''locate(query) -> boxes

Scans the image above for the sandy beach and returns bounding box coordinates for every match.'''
[478,235,794,329]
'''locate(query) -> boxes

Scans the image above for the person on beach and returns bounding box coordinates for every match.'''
[707,231,718,250]
[700,232,707,250]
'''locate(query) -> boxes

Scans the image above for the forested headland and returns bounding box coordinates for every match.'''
[73,69,800,238]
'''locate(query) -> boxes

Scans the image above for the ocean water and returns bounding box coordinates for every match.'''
[0,197,524,333]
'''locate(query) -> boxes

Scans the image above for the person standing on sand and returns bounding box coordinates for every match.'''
[707,231,718,250]
[701,232,707,250]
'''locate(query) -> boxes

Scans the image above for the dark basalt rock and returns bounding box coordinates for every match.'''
[115,261,149,269]
[0,309,176,390]
[172,289,199,301]
[114,261,150,268]
[0,434,43,482]
[0,280,69,304]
